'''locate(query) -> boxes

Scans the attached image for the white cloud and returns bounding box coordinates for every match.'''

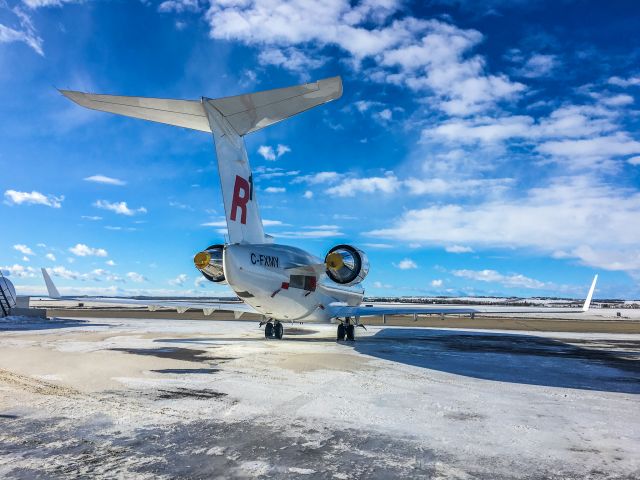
[258,144,291,161]
[169,274,188,286]
[276,144,291,157]
[629,156,640,166]
[0,7,43,55]
[422,104,619,146]
[4,189,63,208]
[369,176,640,273]
[608,75,640,88]
[84,175,126,186]
[404,177,513,196]
[13,244,34,256]
[431,279,443,287]
[537,133,640,168]
[50,265,81,280]
[201,220,227,227]
[0,264,36,278]
[303,190,313,199]
[158,0,201,13]
[126,272,147,283]
[205,2,523,115]
[258,47,326,73]
[264,187,286,193]
[518,53,557,78]
[258,145,276,161]
[274,226,343,238]
[293,171,340,184]
[423,115,533,144]
[452,269,545,289]
[262,219,288,227]
[69,243,108,257]
[445,245,473,253]
[94,200,147,216]
[255,167,300,179]
[81,215,102,221]
[45,253,56,261]
[395,258,417,270]
[354,100,383,113]
[599,94,634,107]
[377,109,392,121]
[22,0,77,7]
[326,174,400,197]
[106,260,116,266]
[194,276,208,288]
[362,243,393,249]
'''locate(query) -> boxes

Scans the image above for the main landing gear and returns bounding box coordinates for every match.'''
[262,319,284,339]
[337,317,356,342]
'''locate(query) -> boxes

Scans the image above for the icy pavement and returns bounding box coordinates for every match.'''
[0,316,639,479]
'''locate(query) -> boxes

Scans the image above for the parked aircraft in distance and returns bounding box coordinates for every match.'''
[48,77,598,341]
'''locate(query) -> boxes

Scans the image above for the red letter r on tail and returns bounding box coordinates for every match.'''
[230,175,250,224]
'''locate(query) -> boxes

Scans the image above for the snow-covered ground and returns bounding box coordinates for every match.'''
[0,316,638,479]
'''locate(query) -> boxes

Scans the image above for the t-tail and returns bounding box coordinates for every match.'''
[41,268,61,299]
[59,77,343,244]
[582,274,598,312]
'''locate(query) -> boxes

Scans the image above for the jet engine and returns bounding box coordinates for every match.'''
[324,244,369,286]
[193,244,226,283]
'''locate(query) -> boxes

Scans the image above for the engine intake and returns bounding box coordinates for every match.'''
[325,244,369,286]
[193,244,226,283]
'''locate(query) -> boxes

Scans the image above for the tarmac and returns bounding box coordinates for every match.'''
[0,314,639,479]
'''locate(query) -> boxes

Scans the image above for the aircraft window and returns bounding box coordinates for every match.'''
[289,275,316,292]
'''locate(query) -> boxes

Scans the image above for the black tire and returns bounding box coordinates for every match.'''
[337,323,346,341]
[274,322,284,339]
[265,323,274,338]
[346,324,355,341]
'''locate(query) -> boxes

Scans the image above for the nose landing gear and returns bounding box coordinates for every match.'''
[262,319,284,339]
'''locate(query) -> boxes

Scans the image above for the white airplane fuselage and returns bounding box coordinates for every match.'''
[222,243,364,322]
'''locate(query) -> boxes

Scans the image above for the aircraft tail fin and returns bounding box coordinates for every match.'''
[582,274,598,312]
[41,268,61,299]
[60,77,343,244]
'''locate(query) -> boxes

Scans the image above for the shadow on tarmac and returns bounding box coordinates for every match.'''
[354,328,640,394]
[157,327,640,393]
[0,316,107,332]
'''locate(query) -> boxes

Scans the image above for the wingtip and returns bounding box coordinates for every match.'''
[58,88,84,105]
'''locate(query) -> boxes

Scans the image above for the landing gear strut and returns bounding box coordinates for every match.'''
[263,319,284,339]
[337,317,356,342]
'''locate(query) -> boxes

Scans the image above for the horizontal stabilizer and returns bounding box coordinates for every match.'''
[207,76,342,135]
[59,90,210,132]
[59,76,342,137]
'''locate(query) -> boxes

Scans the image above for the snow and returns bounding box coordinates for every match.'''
[0,317,638,478]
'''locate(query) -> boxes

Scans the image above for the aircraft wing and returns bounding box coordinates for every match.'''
[40,268,257,317]
[330,275,598,319]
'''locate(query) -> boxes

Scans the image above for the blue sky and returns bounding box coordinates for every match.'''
[1,0,639,299]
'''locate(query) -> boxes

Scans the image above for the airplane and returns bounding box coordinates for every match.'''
[46,76,599,341]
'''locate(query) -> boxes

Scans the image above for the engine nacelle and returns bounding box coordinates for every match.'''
[193,244,226,283]
[324,244,369,286]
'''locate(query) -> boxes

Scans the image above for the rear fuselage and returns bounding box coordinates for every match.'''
[222,243,364,322]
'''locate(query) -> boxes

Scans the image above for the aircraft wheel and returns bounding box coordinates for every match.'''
[346,324,355,341]
[274,321,284,339]
[337,323,346,341]
[265,322,274,338]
